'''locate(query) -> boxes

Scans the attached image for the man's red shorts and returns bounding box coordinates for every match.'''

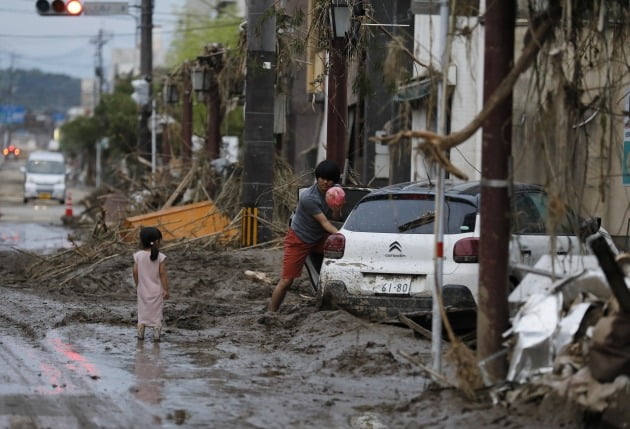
[281,228,327,279]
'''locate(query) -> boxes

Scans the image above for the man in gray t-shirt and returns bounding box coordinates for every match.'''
[268,160,343,312]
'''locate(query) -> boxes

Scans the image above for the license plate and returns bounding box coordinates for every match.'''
[373,276,412,295]
[39,193,51,199]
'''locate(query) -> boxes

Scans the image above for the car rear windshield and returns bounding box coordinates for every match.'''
[27,160,65,175]
[343,194,477,234]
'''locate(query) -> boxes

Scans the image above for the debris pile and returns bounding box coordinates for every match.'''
[495,230,630,427]
[31,156,301,284]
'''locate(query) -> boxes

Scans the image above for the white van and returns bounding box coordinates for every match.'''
[21,151,67,204]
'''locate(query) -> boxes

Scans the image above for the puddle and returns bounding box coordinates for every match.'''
[0,222,75,253]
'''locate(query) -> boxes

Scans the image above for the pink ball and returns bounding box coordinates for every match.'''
[326,186,346,208]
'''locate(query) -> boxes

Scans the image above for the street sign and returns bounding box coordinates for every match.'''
[0,105,25,125]
[83,1,128,16]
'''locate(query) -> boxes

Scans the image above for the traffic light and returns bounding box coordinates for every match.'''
[36,0,83,16]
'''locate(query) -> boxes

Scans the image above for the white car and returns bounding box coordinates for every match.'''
[316,181,602,322]
[21,151,67,204]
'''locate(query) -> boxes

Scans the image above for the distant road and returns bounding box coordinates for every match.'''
[0,156,90,251]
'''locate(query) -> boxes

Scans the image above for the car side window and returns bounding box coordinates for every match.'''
[513,193,545,234]
[461,212,477,232]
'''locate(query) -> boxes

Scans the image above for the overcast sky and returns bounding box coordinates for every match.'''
[0,0,183,79]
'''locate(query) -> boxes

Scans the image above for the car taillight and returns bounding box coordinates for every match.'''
[324,233,345,259]
[14,148,20,155]
[453,237,479,263]
[2,149,7,155]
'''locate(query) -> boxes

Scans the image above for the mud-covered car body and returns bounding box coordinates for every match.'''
[316,180,600,322]
[299,186,374,289]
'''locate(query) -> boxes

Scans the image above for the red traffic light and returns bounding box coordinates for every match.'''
[66,0,83,15]
[35,0,83,16]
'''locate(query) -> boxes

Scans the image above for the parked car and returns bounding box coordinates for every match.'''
[315,180,608,322]
[3,144,20,160]
[21,151,67,204]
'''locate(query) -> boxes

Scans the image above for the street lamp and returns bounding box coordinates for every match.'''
[329,0,350,38]
[192,47,225,161]
[191,65,212,95]
[163,77,179,105]
[326,0,350,174]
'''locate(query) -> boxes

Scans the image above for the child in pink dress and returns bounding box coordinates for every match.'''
[133,227,170,341]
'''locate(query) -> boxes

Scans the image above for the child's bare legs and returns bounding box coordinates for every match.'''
[137,324,145,340]
[153,325,161,341]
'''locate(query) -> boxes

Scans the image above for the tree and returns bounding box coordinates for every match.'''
[164,3,245,157]
[59,115,102,185]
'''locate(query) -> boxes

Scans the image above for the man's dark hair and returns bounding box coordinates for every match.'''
[314,160,341,183]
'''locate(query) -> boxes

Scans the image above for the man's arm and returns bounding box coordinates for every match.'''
[313,212,338,234]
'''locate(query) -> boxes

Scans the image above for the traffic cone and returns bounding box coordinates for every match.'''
[65,192,73,217]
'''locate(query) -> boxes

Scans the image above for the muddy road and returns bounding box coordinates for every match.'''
[0,158,581,428]
[0,242,583,429]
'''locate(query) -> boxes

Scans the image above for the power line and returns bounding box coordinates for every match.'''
[0,21,240,40]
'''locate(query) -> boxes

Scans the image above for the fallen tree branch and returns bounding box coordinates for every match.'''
[399,313,448,346]
[398,349,455,388]
[162,166,196,210]
[59,253,121,287]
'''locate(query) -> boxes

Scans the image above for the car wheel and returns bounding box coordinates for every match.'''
[59,198,65,205]
[23,197,28,204]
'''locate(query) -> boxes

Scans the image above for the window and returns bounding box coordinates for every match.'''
[27,160,65,175]
[344,194,477,234]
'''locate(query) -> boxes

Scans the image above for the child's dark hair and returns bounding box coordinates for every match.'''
[139,227,163,261]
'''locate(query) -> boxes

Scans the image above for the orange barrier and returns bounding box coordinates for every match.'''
[121,200,237,243]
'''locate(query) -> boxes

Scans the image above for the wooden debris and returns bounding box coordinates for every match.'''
[244,270,273,284]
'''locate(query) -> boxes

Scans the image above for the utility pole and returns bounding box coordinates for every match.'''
[477,0,516,381]
[181,61,193,161]
[199,44,224,160]
[2,53,16,150]
[90,29,111,106]
[240,1,275,245]
[91,28,111,187]
[431,0,450,374]
[326,36,348,170]
[138,0,153,167]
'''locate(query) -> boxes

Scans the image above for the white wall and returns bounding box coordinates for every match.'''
[411,14,484,182]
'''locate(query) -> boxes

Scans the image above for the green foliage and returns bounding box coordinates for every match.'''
[59,115,102,156]
[166,15,242,67]
[59,76,138,171]
[223,105,244,136]
[96,91,138,155]
[163,4,247,150]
